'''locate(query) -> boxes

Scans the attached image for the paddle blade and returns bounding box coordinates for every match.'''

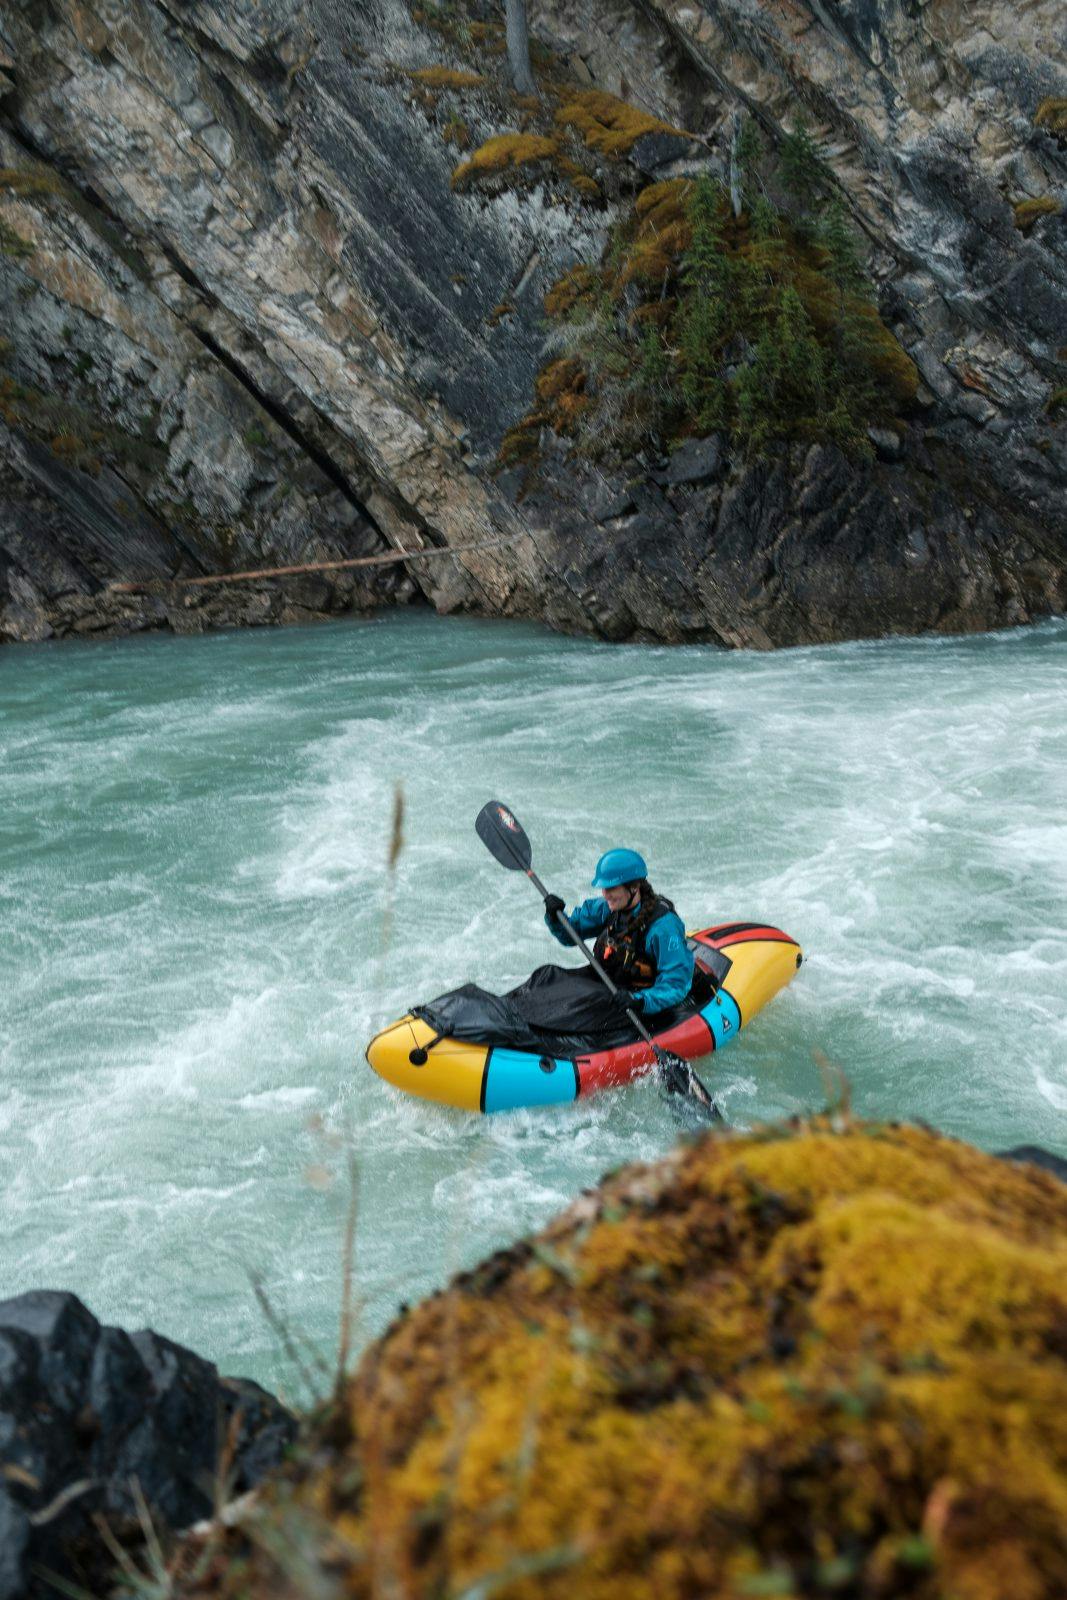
[475,800,533,872]
[653,1045,721,1121]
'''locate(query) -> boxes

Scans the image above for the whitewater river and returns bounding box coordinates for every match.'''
[3,612,1065,1398]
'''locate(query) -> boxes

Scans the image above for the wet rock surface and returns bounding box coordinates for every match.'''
[0,0,1063,646]
[0,1291,295,1600]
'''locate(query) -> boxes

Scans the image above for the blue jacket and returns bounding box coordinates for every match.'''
[546,896,694,1014]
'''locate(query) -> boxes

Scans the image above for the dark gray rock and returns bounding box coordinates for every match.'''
[628,130,701,175]
[997,1145,1067,1183]
[0,1292,296,1600]
[662,435,725,486]
[0,1489,31,1600]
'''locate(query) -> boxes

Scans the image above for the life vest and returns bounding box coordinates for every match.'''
[593,893,676,990]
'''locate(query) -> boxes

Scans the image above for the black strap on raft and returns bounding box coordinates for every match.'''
[409,1030,445,1067]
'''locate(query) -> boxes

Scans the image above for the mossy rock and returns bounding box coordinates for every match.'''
[184,1122,1067,1600]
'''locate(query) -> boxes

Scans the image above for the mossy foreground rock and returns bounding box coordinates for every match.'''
[186,1124,1067,1600]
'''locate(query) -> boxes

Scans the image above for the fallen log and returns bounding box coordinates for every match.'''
[108,534,519,594]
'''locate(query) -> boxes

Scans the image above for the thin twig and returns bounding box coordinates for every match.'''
[334,1147,361,1402]
[247,1269,323,1405]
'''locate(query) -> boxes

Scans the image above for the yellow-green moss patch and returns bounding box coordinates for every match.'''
[1013,195,1061,231]
[408,65,484,90]
[180,1122,1067,1600]
[1034,97,1067,136]
[451,132,559,190]
[555,88,688,159]
[0,166,67,199]
[543,263,601,318]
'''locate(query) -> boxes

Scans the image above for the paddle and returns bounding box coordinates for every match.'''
[475,801,721,1119]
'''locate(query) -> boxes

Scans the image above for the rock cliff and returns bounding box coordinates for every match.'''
[1,0,1064,646]
[166,1122,1067,1600]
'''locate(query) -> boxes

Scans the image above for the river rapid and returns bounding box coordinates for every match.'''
[2,612,1065,1398]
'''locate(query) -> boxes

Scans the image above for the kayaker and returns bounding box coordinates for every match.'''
[535,847,694,1025]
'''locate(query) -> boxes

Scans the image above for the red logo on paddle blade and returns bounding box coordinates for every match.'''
[497,806,518,831]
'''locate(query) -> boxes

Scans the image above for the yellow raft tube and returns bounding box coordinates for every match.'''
[366,922,801,1114]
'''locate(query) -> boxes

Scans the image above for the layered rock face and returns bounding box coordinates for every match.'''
[0,0,1064,646]
[168,1123,1067,1600]
[0,1290,295,1600]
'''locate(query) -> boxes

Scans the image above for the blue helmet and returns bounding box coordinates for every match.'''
[591,847,647,889]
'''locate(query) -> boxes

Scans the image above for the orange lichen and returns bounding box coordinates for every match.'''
[555,89,688,159]
[543,262,601,318]
[451,132,559,190]
[176,1123,1067,1600]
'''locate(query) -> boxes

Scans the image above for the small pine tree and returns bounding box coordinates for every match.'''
[819,196,866,295]
[780,117,827,222]
[736,115,763,211]
[733,285,829,452]
[635,324,675,438]
[677,176,738,431]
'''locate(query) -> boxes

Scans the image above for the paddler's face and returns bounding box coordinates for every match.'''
[602,883,637,912]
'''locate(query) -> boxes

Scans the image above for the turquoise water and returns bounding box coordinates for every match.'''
[2,612,1065,1399]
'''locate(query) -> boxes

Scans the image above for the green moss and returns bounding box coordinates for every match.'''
[1013,196,1061,231]
[0,218,33,259]
[243,424,269,449]
[0,166,67,199]
[543,264,601,319]
[1046,388,1067,418]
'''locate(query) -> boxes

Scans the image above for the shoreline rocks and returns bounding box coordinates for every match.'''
[0,1291,295,1600]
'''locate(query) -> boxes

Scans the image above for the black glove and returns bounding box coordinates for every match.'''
[611,988,640,1013]
[543,893,566,921]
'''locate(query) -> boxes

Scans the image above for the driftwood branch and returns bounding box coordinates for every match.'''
[107,535,519,595]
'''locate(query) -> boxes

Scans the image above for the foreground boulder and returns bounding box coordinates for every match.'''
[178,1123,1067,1600]
[0,1292,295,1600]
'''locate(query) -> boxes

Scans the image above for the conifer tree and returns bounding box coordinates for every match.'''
[636,324,674,438]
[734,285,828,451]
[678,176,737,431]
[780,117,827,225]
[819,196,865,295]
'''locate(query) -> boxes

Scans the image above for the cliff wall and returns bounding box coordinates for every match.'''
[1,0,1064,646]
